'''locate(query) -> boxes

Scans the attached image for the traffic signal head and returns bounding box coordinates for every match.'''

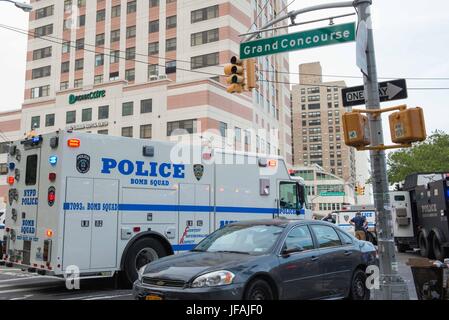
[389,107,427,144]
[224,56,245,94]
[342,112,371,148]
[245,58,258,91]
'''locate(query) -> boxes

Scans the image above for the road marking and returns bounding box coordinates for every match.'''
[84,293,133,300]
[10,294,34,300]
[0,286,57,295]
[0,276,43,284]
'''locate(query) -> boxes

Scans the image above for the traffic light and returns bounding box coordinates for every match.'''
[389,107,427,144]
[360,186,365,196]
[245,58,258,91]
[224,56,245,94]
[355,185,360,195]
[342,112,371,148]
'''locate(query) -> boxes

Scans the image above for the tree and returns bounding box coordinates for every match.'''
[387,131,449,183]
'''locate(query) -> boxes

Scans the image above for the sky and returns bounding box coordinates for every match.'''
[0,0,448,137]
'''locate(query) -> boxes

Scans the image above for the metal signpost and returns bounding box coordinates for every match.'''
[240,0,410,300]
[342,79,408,107]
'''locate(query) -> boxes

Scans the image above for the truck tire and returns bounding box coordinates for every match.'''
[123,237,168,286]
[419,232,434,259]
[432,236,446,261]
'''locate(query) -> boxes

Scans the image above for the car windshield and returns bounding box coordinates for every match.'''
[194,224,284,255]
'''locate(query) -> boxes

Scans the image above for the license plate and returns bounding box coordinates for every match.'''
[145,294,163,300]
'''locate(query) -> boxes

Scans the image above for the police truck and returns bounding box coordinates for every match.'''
[0,130,310,284]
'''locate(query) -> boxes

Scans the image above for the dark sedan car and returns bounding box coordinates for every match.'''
[133,219,378,300]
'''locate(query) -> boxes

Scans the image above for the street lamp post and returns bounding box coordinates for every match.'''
[0,0,32,12]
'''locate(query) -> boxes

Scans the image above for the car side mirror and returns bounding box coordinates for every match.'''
[282,246,304,256]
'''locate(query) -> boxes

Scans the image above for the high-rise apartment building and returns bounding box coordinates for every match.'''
[291,62,356,184]
[20,0,292,161]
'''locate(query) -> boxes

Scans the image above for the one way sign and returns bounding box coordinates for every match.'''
[342,79,408,107]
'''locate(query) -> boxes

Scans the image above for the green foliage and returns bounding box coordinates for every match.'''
[387,131,449,183]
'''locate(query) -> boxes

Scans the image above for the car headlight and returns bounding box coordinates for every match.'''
[138,266,146,282]
[191,270,235,288]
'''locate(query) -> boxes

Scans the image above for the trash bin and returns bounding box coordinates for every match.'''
[407,258,449,300]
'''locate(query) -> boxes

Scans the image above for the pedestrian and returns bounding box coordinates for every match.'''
[322,213,336,224]
[350,211,368,240]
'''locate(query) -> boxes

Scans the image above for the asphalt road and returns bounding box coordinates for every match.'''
[0,251,421,300]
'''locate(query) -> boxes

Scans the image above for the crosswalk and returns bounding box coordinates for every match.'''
[0,267,133,300]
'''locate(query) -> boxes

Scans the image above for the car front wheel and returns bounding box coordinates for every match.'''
[244,279,274,300]
[349,269,370,300]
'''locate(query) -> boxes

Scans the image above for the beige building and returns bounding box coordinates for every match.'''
[0,0,294,207]
[291,62,356,185]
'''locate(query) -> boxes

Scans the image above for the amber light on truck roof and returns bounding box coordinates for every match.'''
[67,139,81,148]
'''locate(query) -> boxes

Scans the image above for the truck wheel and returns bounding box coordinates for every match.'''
[419,233,434,259]
[123,237,168,286]
[432,236,445,261]
[397,244,410,253]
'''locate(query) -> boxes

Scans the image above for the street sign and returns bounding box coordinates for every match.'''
[342,79,408,107]
[240,22,356,59]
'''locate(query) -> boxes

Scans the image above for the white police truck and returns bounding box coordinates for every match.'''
[0,130,310,284]
[333,205,377,243]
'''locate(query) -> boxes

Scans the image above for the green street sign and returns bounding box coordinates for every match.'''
[320,192,346,197]
[240,22,356,59]
[69,90,106,105]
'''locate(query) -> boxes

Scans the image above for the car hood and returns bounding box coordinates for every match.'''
[142,251,261,282]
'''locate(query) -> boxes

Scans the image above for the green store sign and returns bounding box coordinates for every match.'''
[69,90,106,104]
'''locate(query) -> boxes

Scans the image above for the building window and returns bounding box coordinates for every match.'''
[109,71,119,81]
[60,81,69,90]
[75,58,84,70]
[125,47,136,60]
[36,5,54,19]
[219,122,227,137]
[94,75,103,84]
[75,38,84,50]
[96,33,105,46]
[126,25,136,39]
[45,113,55,127]
[74,79,83,88]
[166,16,177,29]
[125,69,135,82]
[78,15,85,27]
[35,24,53,37]
[167,119,196,136]
[165,61,176,74]
[96,9,105,22]
[95,54,104,67]
[98,129,108,135]
[149,0,159,7]
[140,124,152,139]
[98,105,109,120]
[191,28,219,46]
[0,163,8,175]
[82,108,92,122]
[140,99,152,114]
[148,64,158,77]
[127,1,137,14]
[111,5,121,18]
[62,41,70,53]
[33,46,52,60]
[31,85,50,98]
[32,66,51,79]
[191,52,219,69]
[149,20,159,33]
[191,5,218,23]
[66,110,76,124]
[110,29,120,42]
[148,42,159,55]
[122,127,133,137]
[166,38,177,52]
[110,50,120,64]
[31,116,40,129]
[122,102,134,116]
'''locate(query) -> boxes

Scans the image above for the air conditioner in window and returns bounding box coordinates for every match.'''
[149,75,158,81]
[158,74,167,80]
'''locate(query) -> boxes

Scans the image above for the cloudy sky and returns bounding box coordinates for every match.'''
[0,0,448,136]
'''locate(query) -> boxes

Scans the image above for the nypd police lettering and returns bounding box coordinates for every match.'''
[101,158,185,186]
[21,219,36,234]
[22,189,38,206]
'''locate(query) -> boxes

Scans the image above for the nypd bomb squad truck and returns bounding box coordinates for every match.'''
[0,130,310,284]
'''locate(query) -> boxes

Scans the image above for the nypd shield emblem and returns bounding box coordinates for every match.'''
[193,164,204,181]
[344,215,350,222]
[76,154,90,174]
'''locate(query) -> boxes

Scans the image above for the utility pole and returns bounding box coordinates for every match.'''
[353,0,409,300]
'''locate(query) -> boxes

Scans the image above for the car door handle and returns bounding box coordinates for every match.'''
[344,250,352,256]
[311,256,319,262]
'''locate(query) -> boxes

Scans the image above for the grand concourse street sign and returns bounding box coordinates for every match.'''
[240,22,356,59]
